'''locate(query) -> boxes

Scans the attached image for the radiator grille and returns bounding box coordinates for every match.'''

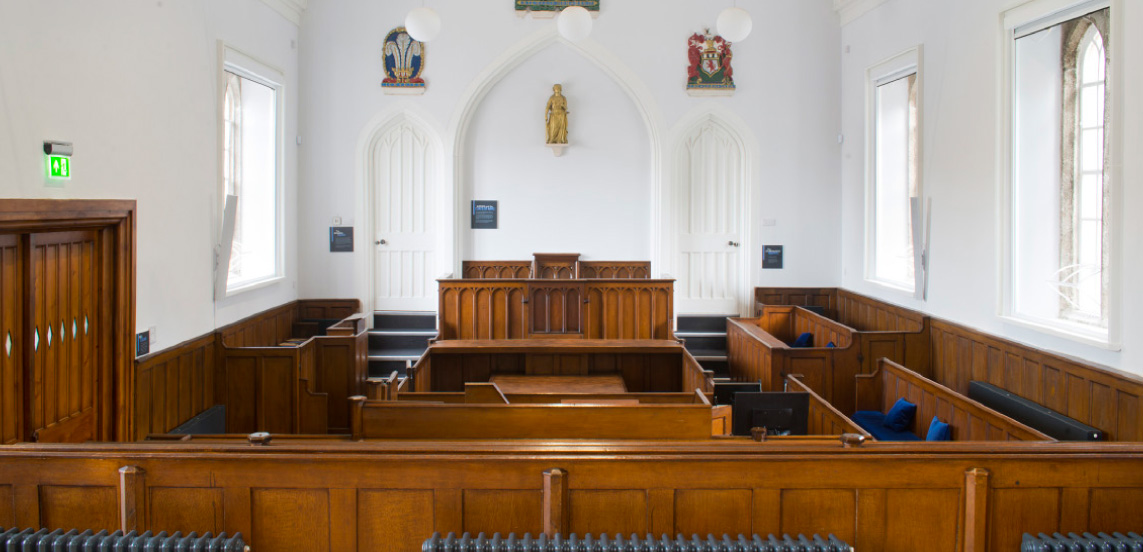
[1022,532,1143,551]
[0,528,247,551]
[422,532,853,552]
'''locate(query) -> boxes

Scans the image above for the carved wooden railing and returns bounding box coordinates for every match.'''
[438,279,674,340]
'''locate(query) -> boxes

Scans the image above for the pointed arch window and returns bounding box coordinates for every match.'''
[1005,2,1113,344]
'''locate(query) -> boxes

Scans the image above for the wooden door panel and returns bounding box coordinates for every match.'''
[0,234,22,444]
[29,230,98,443]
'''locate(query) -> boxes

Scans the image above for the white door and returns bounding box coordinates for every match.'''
[676,120,744,314]
[373,120,437,311]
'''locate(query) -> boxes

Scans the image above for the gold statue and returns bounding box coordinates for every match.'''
[545,83,569,144]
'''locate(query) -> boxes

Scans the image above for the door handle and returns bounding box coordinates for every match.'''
[375,239,387,245]
[728,241,740,247]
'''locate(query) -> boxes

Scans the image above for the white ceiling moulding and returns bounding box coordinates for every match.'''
[259,0,308,26]
[833,0,889,26]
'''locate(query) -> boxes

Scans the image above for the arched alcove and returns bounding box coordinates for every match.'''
[446,28,665,272]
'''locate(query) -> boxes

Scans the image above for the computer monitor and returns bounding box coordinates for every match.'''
[731,392,810,436]
[713,381,763,406]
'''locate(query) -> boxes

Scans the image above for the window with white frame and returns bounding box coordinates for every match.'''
[1007,2,1111,340]
[221,48,283,293]
[866,49,921,292]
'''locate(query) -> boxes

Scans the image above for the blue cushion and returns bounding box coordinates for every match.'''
[792,332,813,348]
[852,411,920,441]
[883,398,917,432]
[926,416,952,441]
[826,342,836,348]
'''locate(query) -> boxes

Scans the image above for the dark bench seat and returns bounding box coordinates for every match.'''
[851,411,920,441]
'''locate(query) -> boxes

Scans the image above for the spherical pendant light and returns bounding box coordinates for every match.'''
[716,7,753,42]
[405,7,441,42]
[557,6,593,42]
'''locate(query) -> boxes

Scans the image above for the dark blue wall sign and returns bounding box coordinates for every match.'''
[763,245,784,269]
[330,227,354,252]
[472,200,498,229]
[136,331,150,357]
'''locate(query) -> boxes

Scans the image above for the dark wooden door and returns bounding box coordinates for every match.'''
[27,230,100,442]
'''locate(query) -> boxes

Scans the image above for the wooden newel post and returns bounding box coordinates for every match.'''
[543,468,569,537]
[964,468,990,552]
[118,466,146,533]
[350,395,366,441]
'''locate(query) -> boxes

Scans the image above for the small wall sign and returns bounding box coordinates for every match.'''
[330,227,354,252]
[763,245,783,269]
[136,331,150,357]
[472,200,498,229]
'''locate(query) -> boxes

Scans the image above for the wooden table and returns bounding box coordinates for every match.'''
[490,374,628,395]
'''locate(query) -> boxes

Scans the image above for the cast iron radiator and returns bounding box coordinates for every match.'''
[422,532,853,552]
[0,528,248,551]
[1022,532,1143,551]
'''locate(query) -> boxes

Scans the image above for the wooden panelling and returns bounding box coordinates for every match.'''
[835,289,925,333]
[252,489,330,552]
[438,280,674,341]
[683,350,715,394]
[358,490,435,552]
[883,489,959,552]
[7,441,1143,550]
[39,485,118,532]
[675,489,751,536]
[754,287,837,318]
[857,359,1052,441]
[786,376,869,437]
[533,253,579,280]
[136,301,363,439]
[577,261,651,279]
[930,318,1143,441]
[462,261,533,279]
[218,300,361,348]
[148,487,223,534]
[221,345,329,435]
[569,490,647,534]
[357,402,714,440]
[780,489,856,544]
[463,490,543,535]
[134,334,215,440]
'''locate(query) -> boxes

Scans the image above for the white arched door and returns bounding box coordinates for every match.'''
[676,119,746,314]
[372,119,438,311]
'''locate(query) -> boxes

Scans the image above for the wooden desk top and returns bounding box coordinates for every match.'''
[490,374,628,394]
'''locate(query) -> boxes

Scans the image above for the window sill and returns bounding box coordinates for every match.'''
[999,314,1120,351]
[222,275,285,299]
[864,278,916,298]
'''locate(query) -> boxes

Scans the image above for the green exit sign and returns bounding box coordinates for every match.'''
[47,155,70,179]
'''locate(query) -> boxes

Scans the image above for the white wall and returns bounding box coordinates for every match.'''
[297,0,844,309]
[839,0,1143,373]
[0,0,301,353]
[465,44,650,260]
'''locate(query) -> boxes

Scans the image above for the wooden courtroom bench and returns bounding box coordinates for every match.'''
[726,307,859,413]
[785,375,871,438]
[753,286,1143,441]
[135,300,367,440]
[854,358,1053,441]
[349,392,716,440]
[441,255,665,340]
[408,339,714,395]
[9,439,1143,551]
[755,287,932,378]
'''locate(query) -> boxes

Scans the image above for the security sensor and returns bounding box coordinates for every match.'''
[43,141,73,156]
